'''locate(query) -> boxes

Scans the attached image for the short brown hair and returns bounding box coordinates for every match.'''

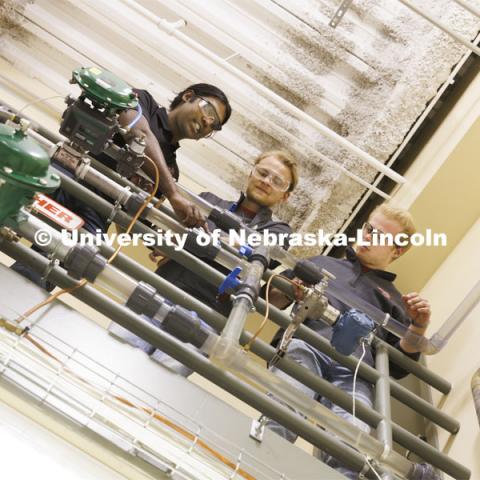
[370,203,416,251]
[254,150,299,192]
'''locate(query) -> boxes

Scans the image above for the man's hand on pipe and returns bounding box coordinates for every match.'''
[169,191,206,228]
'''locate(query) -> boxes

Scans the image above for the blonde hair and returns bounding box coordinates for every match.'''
[254,150,299,192]
[370,203,416,251]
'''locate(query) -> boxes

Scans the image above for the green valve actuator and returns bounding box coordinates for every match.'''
[60,67,138,156]
[0,123,60,227]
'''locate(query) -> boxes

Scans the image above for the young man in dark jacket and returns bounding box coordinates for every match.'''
[266,204,431,479]
[115,150,299,375]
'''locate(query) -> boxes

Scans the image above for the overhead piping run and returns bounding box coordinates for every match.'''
[397,0,480,56]
[120,0,405,185]
[452,0,480,19]
[19,121,477,357]
[22,121,476,357]
[322,28,480,255]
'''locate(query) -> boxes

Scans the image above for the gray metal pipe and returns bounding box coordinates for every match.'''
[1,236,470,479]
[91,241,467,478]
[53,168,458,434]
[270,277,450,394]
[373,337,451,395]
[375,344,394,480]
[0,239,373,475]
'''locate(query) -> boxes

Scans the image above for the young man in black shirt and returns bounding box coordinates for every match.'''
[11,84,232,288]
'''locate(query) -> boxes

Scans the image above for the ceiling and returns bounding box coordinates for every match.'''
[1,0,479,257]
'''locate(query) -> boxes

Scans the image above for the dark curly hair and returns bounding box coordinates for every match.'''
[169,83,232,126]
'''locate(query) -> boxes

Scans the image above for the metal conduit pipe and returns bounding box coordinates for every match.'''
[55,159,451,389]
[120,0,405,185]
[0,238,469,479]
[53,170,458,419]
[397,0,480,56]
[0,239,374,477]
[91,239,467,478]
[54,168,452,390]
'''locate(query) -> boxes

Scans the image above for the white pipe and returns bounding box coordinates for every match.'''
[163,0,346,110]
[52,0,391,196]
[121,0,405,185]
[452,0,480,20]
[322,31,480,256]
[398,0,480,56]
[231,97,391,198]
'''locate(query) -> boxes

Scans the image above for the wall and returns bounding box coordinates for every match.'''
[421,219,480,479]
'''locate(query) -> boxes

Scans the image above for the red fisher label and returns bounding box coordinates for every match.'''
[33,194,84,231]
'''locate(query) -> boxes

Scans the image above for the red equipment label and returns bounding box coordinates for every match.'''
[33,194,85,230]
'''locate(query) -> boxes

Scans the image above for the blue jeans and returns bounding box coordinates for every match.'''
[108,315,207,378]
[265,339,373,480]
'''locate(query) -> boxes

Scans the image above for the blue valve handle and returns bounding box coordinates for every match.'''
[239,244,253,258]
[218,266,242,294]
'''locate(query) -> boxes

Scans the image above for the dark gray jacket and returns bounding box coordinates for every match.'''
[156,191,292,317]
[273,246,419,379]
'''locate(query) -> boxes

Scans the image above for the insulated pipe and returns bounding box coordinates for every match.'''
[472,368,480,427]
[2,241,470,480]
[52,170,460,434]
[397,0,480,56]
[120,0,405,185]
[0,239,373,475]
[452,0,480,19]
[90,240,466,478]
[322,32,480,257]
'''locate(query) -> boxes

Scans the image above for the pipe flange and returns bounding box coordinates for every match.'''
[64,244,106,282]
[126,281,162,317]
[124,190,151,218]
